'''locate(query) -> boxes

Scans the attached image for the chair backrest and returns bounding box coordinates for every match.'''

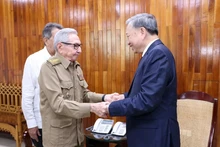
[0,83,22,113]
[177,90,218,147]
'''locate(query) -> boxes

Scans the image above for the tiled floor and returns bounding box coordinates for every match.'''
[0,132,25,147]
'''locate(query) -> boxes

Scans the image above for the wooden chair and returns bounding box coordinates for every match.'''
[0,83,32,147]
[177,90,218,147]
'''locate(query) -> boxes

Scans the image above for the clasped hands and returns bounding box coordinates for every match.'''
[90,93,124,118]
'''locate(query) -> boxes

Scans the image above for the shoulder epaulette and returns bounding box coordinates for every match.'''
[47,58,61,66]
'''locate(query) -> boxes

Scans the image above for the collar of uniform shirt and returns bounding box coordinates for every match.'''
[54,52,70,69]
[142,38,159,57]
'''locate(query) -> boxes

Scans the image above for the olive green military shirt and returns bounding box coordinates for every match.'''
[38,53,104,147]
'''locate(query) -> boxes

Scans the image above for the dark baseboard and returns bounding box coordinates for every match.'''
[0,131,14,139]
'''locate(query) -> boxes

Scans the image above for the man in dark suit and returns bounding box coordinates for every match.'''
[104,13,180,147]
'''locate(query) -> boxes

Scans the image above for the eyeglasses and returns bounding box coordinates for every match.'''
[61,42,82,50]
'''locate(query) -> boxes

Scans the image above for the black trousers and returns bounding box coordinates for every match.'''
[31,129,43,147]
[31,130,83,147]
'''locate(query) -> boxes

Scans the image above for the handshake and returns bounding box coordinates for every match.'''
[90,93,124,118]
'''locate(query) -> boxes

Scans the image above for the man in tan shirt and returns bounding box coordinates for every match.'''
[38,28,115,147]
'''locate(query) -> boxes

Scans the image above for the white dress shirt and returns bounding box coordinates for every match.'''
[22,47,51,129]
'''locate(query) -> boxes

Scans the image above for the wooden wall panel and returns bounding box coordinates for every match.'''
[175,0,220,146]
[214,0,220,25]
[0,0,220,146]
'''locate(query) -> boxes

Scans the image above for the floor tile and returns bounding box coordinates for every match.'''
[0,132,25,147]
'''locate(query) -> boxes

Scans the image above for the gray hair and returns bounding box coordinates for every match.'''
[53,28,78,51]
[42,22,63,39]
[126,13,158,35]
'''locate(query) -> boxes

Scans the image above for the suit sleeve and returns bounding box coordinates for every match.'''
[109,49,170,116]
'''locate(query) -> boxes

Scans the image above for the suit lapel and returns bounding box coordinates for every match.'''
[127,57,142,96]
[127,39,163,97]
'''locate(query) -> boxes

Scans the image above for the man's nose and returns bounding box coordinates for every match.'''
[77,47,82,53]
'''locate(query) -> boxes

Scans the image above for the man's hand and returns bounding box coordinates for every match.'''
[28,127,41,142]
[105,93,125,103]
[90,102,109,118]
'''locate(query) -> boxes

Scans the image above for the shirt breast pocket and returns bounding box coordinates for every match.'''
[60,81,73,99]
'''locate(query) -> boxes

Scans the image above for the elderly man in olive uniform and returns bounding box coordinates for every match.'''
[38,28,115,147]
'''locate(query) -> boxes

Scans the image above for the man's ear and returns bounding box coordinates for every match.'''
[140,27,146,35]
[140,27,148,39]
[43,37,48,45]
[57,43,62,53]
